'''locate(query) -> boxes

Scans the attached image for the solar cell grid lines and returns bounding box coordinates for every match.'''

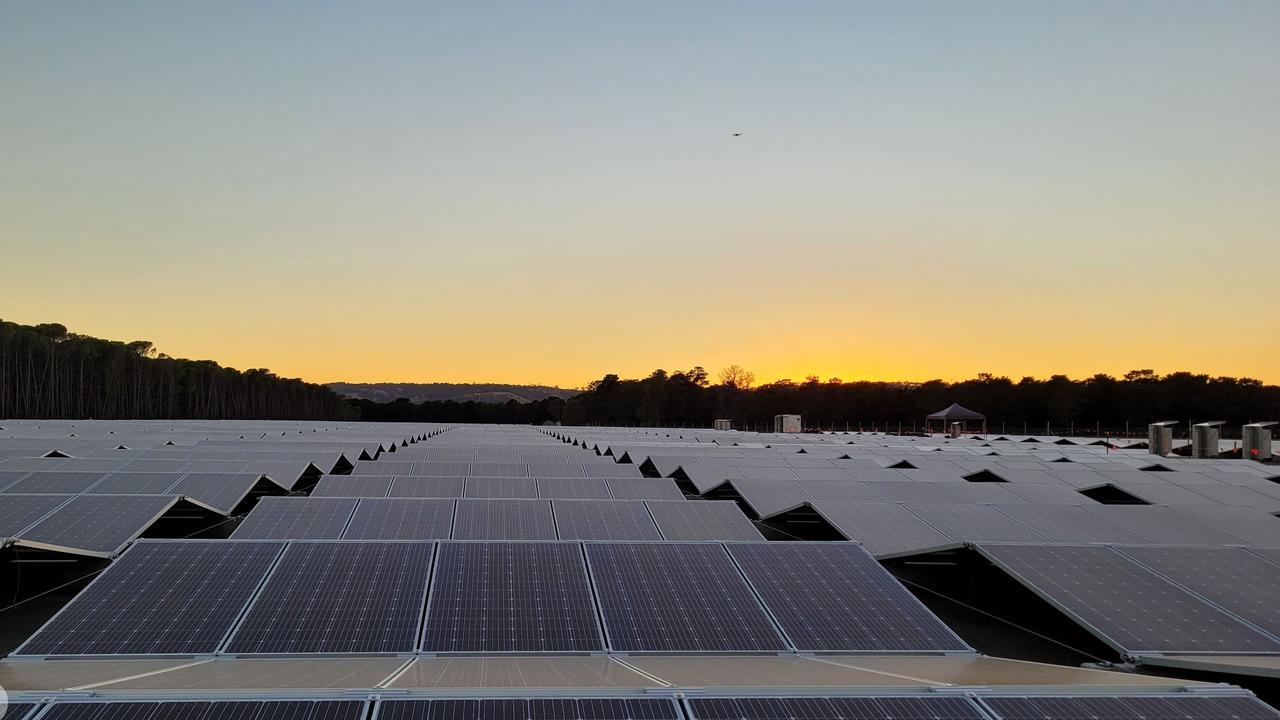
[2,470,109,494]
[0,493,71,538]
[981,695,1280,719]
[343,498,455,540]
[1115,546,1280,638]
[422,542,603,652]
[388,476,466,498]
[977,544,1280,654]
[687,696,985,720]
[86,471,185,495]
[39,701,367,720]
[18,540,283,655]
[311,475,395,498]
[226,541,434,653]
[535,477,614,499]
[553,500,661,541]
[644,500,763,541]
[452,499,557,540]
[231,497,358,539]
[603,477,685,500]
[18,494,179,556]
[727,543,971,652]
[905,504,1049,543]
[2,705,36,720]
[586,542,787,652]
[168,472,260,514]
[378,699,679,720]
[464,477,539,498]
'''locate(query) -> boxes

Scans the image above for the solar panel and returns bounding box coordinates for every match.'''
[452,499,557,540]
[168,472,260,514]
[687,696,984,720]
[681,465,740,493]
[39,701,366,720]
[1,704,37,720]
[605,478,685,501]
[354,460,414,476]
[469,462,530,477]
[586,542,786,652]
[552,500,661,541]
[793,480,884,504]
[17,540,282,655]
[1253,548,1280,566]
[528,462,587,477]
[905,504,1049,543]
[726,479,811,517]
[464,477,539,498]
[343,498,454,540]
[584,464,645,479]
[231,497,357,539]
[982,695,1280,719]
[536,477,613,499]
[226,541,433,653]
[644,500,763,541]
[727,543,971,652]
[0,470,32,492]
[937,482,1026,504]
[864,481,954,504]
[1003,483,1094,504]
[310,475,394,497]
[388,476,466,498]
[17,494,178,556]
[810,503,955,557]
[412,462,472,476]
[1,471,108,494]
[1173,507,1280,546]
[1083,505,1251,545]
[977,544,1280,654]
[422,541,603,652]
[378,699,678,720]
[1115,546,1280,638]
[0,494,71,538]
[992,504,1147,544]
[85,471,183,495]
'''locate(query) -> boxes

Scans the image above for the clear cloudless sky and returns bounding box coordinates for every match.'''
[2,1,1278,387]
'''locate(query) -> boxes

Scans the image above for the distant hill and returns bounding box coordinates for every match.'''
[329,382,579,404]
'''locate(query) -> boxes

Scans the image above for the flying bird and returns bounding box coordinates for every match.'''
[731,132,742,137]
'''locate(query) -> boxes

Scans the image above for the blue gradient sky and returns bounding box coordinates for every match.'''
[3,1,1278,385]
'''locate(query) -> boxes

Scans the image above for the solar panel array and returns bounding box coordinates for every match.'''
[38,701,366,720]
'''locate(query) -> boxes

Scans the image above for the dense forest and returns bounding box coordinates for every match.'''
[357,366,1280,435]
[0,320,354,420]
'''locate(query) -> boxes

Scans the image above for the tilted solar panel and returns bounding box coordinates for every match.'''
[810,503,955,557]
[586,543,786,652]
[388,476,466,498]
[905,504,1049,543]
[452,499,557,540]
[422,541,603,652]
[310,475,395,498]
[225,541,433,653]
[728,542,971,652]
[168,472,260,514]
[644,500,763,541]
[0,494,71,538]
[1115,545,1280,638]
[17,540,282,655]
[604,478,685,500]
[343,498,454,540]
[535,477,613,499]
[464,477,539,498]
[231,497,357,539]
[1,705,37,720]
[982,695,1280,719]
[552,500,661,541]
[17,494,178,556]
[85,471,183,495]
[991,504,1146,544]
[2,471,108,494]
[378,699,678,720]
[977,544,1280,654]
[39,701,366,720]
[687,696,984,720]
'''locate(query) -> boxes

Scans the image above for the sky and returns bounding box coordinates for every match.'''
[2,1,1278,388]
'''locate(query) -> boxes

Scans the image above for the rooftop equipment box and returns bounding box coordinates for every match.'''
[1243,422,1276,462]
[713,419,733,431]
[774,414,801,433]
[1192,421,1225,459]
[1148,421,1177,456]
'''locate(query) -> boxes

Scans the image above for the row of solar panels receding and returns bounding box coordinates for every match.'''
[312,475,679,500]
[7,694,1278,720]
[16,540,968,655]
[352,461,642,478]
[976,544,1280,656]
[0,471,267,511]
[231,497,761,541]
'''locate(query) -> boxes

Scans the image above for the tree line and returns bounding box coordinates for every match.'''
[357,366,1280,434]
[0,320,355,420]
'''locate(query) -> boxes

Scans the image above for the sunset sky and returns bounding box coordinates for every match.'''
[3,1,1278,388]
